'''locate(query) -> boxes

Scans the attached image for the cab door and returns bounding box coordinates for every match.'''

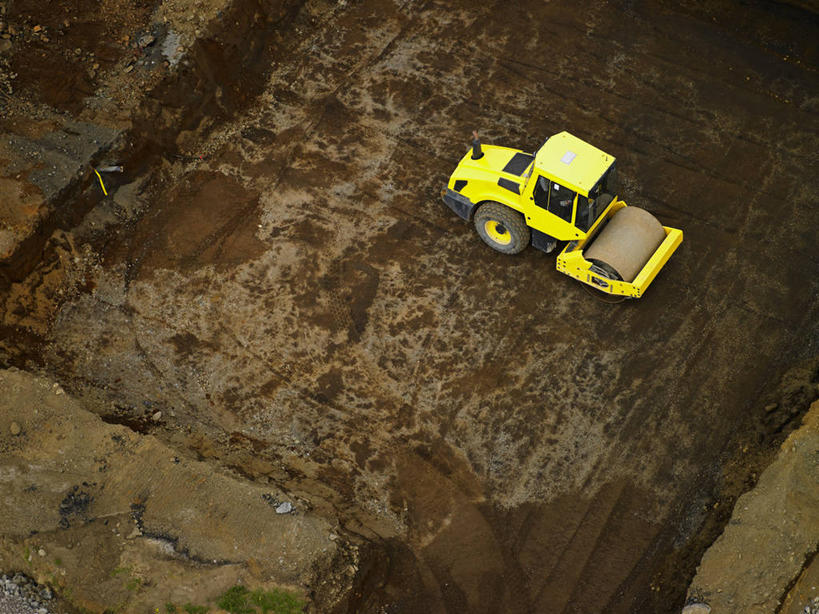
[521,174,582,240]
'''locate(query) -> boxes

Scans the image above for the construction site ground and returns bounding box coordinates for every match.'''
[1,0,818,613]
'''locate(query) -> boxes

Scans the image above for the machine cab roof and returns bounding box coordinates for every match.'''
[534,132,614,197]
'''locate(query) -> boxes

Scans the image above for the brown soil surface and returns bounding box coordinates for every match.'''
[6,0,151,114]
[1,0,818,612]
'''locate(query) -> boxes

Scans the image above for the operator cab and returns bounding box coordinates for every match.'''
[528,132,616,234]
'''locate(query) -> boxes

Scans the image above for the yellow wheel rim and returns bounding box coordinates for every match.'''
[484,220,512,245]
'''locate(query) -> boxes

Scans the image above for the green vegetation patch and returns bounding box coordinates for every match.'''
[217,587,254,614]
[125,577,142,592]
[216,585,305,614]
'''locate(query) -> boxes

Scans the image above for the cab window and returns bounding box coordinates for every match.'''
[533,176,550,209]
[549,182,574,223]
[575,195,592,231]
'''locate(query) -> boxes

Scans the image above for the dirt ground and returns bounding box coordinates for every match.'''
[1,0,819,612]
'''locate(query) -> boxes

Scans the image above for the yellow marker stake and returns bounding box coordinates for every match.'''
[93,168,108,196]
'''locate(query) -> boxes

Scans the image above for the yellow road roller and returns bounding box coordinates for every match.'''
[441,131,682,298]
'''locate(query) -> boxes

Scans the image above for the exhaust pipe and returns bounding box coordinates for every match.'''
[471,130,484,160]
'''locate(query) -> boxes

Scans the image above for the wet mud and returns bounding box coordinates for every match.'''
[1,0,818,612]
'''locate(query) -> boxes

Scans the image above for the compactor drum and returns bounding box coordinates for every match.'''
[584,206,666,283]
[442,131,683,298]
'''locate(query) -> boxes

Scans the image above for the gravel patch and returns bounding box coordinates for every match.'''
[802,596,819,614]
[0,575,53,614]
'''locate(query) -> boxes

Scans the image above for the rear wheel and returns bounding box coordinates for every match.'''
[474,202,530,255]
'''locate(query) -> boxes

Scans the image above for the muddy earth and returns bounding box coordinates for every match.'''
[1,0,818,612]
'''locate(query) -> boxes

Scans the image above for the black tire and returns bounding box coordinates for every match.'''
[474,202,530,255]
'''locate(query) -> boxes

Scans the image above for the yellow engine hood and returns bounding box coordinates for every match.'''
[453,145,532,182]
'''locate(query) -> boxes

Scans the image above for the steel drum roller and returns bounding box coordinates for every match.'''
[584,207,666,282]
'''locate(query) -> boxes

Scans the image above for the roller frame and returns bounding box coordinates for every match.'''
[556,198,683,298]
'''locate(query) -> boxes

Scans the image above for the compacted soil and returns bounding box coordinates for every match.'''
[1,0,818,612]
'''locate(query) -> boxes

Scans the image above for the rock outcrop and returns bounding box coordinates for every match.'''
[686,400,819,613]
[0,368,347,612]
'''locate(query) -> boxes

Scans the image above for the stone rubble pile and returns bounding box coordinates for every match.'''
[802,596,819,614]
[0,574,53,614]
